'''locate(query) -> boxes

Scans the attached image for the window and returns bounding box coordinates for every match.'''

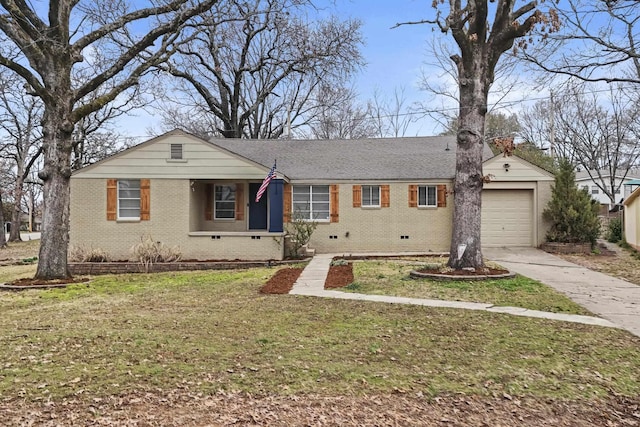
[361,185,380,207]
[215,185,236,219]
[591,186,600,195]
[170,143,183,159]
[418,185,437,207]
[615,188,621,194]
[292,185,330,221]
[581,185,589,192]
[118,179,141,219]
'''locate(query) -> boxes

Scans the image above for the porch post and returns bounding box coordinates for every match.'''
[269,179,284,232]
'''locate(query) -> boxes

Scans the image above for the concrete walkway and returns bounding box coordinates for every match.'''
[290,253,619,331]
[485,247,640,338]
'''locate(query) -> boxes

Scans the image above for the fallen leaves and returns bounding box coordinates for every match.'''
[1,391,639,426]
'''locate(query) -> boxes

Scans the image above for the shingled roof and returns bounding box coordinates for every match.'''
[211,136,494,181]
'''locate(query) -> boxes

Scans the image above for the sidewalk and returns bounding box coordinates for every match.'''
[290,253,619,331]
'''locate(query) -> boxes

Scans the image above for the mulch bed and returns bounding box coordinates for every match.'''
[325,263,354,289]
[259,267,304,294]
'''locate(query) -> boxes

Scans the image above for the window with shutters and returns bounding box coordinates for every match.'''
[170,143,183,159]
[361,185,380,207]
[418,185,437,207]
[118,180,141,219]
[215,185,236,219]
[292,185,330,221]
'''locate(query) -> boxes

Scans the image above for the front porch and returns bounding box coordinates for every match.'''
[186,179,287,260]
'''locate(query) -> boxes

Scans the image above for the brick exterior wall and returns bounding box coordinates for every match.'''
[70,179,284,261]
[302,182,454,254]
[71,177,549,260]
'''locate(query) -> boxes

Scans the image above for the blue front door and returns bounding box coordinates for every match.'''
[249,183,268,230]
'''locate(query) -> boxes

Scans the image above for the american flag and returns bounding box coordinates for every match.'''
[255,162,276,203]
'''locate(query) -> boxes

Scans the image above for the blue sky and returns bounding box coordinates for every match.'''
[318,0,444,134]
[327,1,429,96]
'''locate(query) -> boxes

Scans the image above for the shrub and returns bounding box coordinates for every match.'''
[130,235,182,272]
[543,159,601,246]
[68,245,110,262]
[285,210,318,258]
[607,217,623,243]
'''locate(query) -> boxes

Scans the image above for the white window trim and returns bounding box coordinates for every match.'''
[361,185,381,208]
[292,185,331,222]
[214,184,236,221]
[117,179,141,220]
[417,185,437,208]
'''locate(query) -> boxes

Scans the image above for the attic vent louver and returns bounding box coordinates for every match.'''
[170,144,183,159]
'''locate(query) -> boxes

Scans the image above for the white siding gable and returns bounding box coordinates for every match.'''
[72,131,269,180]
[482,155,554,182]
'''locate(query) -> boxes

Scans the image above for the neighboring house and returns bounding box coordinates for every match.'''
[69,130,554,261]
[624,186,640,251]
[575,169,640,209]
[20,213,42,232]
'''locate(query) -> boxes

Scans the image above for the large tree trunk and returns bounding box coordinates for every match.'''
[8,173,25,242]
[448,62,488,269]
[35,108,74,279]
[0,189,6,248]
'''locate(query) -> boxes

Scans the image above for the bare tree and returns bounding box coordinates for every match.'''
[396,1,555,269]
[301,85,378,140]
[370,87,416,138]
[522,0,640,84]
[417,35,529,134]
[553,83,640,204]
[0,0,220,279]
[518,97,562,156]
[157,0,364,139]
[0,71,43,243]
[440,112,521,142]
[520,82,640,202]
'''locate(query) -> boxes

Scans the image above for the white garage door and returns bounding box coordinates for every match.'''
[482,189,534,247]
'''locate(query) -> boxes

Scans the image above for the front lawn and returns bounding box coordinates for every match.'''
[0,268,637,405]
[342,260,591,315]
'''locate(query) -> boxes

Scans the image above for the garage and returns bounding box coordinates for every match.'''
[482,189,534,247]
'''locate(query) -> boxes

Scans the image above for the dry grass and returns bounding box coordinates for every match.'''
[0,269,638,405]
[0,239,39,261]
[1,246,639,425]
[558,245,640,286]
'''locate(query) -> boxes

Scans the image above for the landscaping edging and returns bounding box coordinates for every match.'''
[409,270,516,281]
[68,258,309,275]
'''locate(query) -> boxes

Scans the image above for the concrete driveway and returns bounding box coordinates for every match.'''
[484,247,640,338]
